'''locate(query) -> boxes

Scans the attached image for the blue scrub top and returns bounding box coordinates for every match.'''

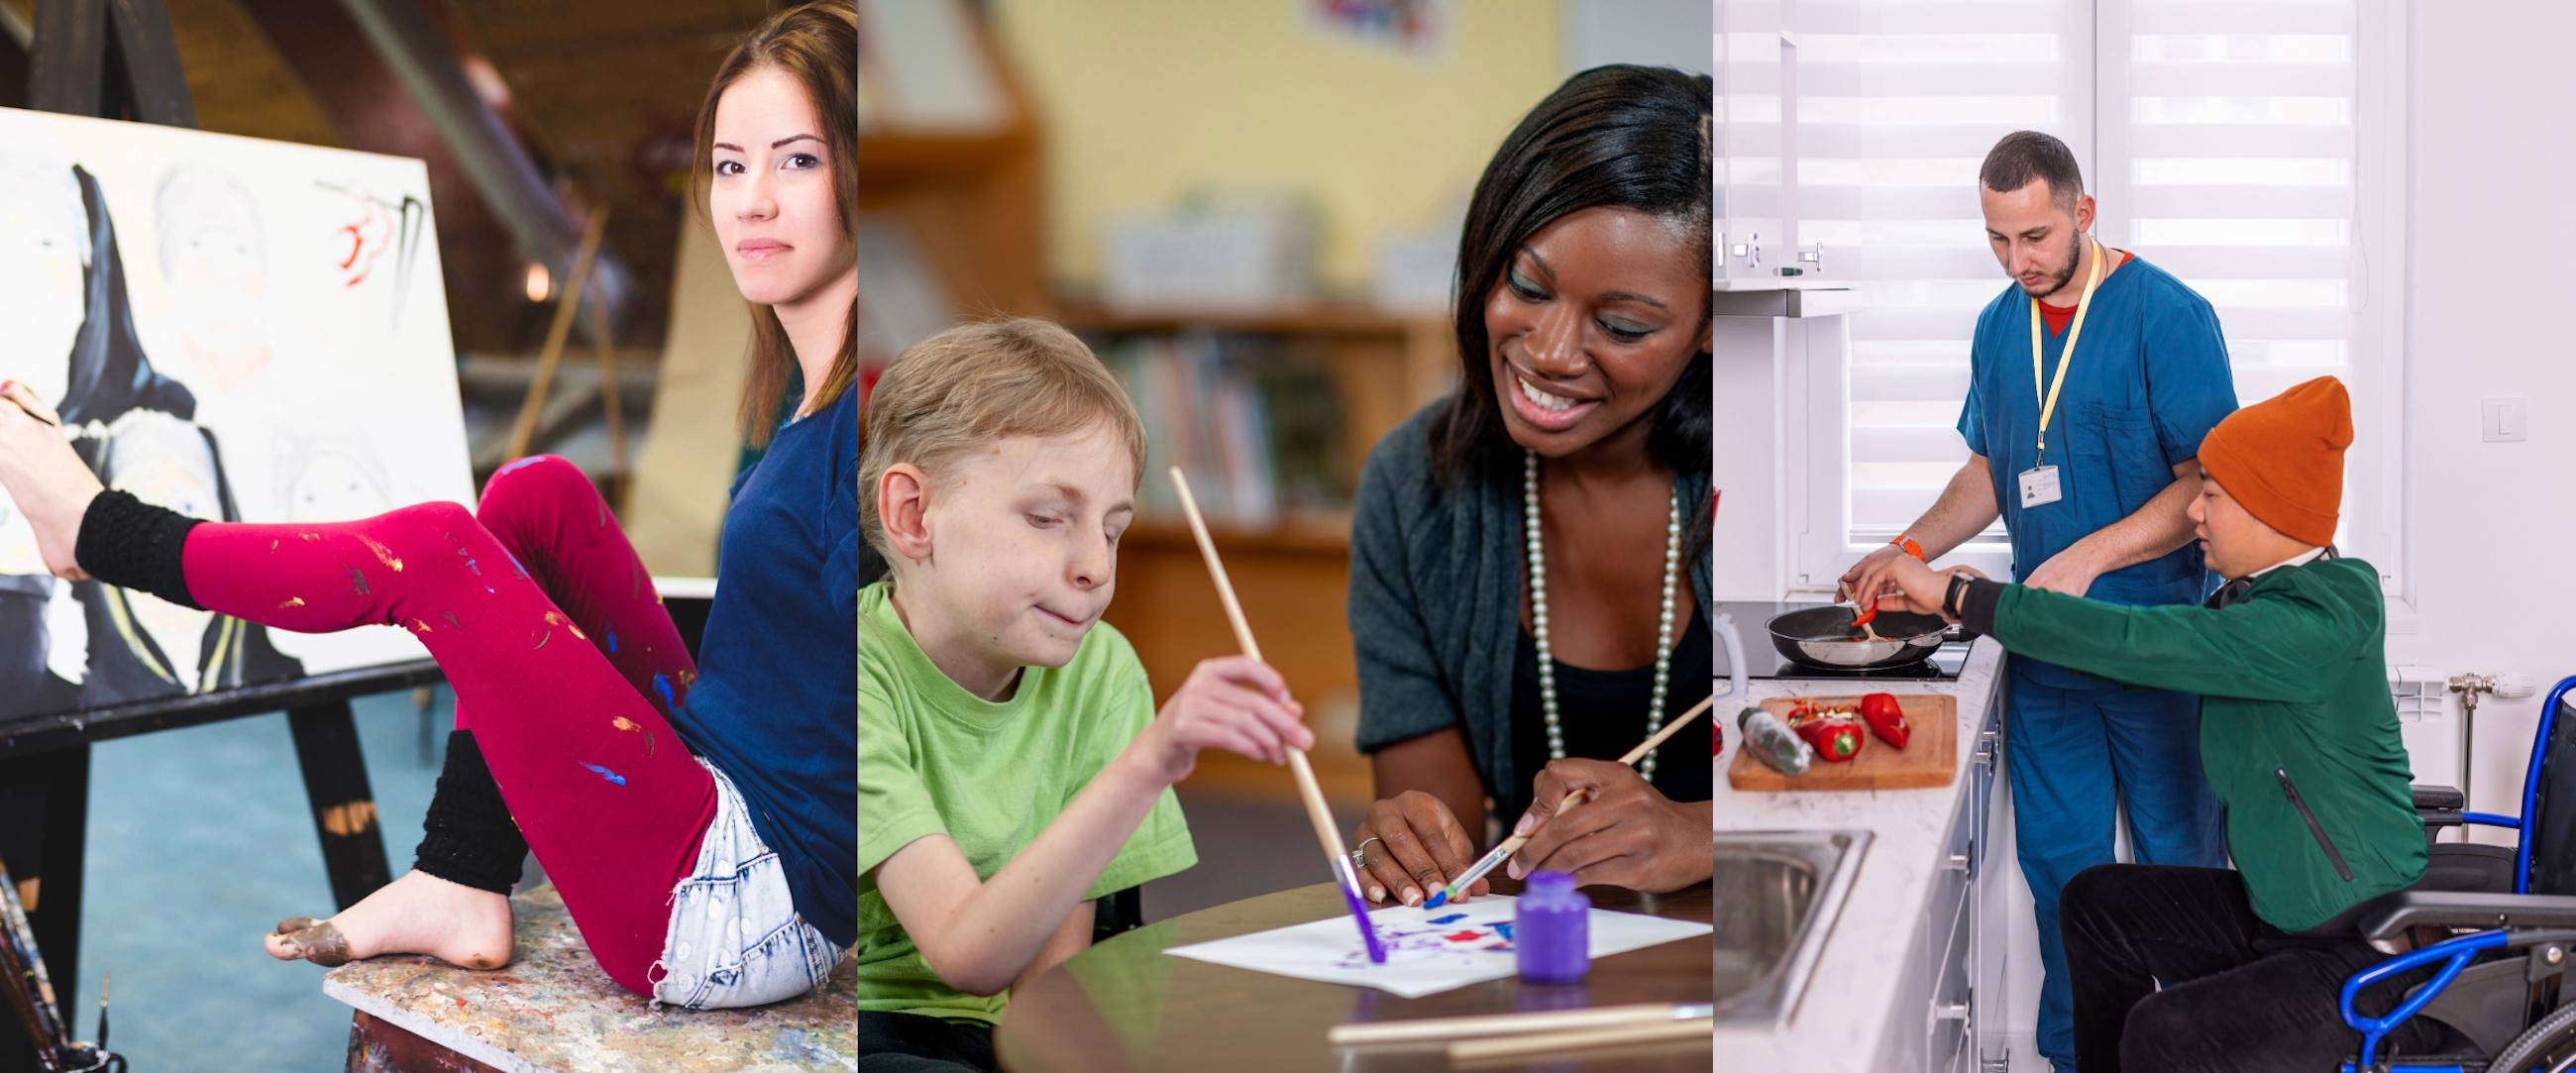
[1957,254,2238,688]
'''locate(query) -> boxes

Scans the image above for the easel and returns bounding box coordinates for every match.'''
[0,3,433,1069]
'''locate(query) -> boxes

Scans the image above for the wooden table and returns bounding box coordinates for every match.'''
[995,878,1712,1072]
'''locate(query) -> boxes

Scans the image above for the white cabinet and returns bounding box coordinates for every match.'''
[1715,0,1800,290]
[1876,693,2010,1072]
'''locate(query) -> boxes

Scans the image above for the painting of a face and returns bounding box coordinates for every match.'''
[285,450,392,523]
[159,166,272,390]
[0,160,89,403]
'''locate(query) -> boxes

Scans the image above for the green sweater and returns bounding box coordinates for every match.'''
[1984,557,2423,930]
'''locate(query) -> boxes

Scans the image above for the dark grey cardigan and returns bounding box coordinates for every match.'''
[1347,403,1715,821]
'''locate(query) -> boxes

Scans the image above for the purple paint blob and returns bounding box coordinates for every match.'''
[581,762,627,787]
[494,457,545,479]
[1341,882,1386,964]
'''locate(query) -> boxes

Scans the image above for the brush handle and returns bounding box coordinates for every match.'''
[1328,1003,1688,1044]
[1446,1017,1713,1061]
[1436,694,1723,901]
[1167,469,1353,874]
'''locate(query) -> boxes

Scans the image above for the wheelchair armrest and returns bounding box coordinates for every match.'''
[2419,808,2465,829]
[2360,892,2576,941]
[2414,785,2466,811]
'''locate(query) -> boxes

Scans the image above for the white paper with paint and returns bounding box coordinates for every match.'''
[1163,895,1712,998]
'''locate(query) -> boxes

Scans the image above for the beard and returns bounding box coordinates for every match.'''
[2019,236,2085,298]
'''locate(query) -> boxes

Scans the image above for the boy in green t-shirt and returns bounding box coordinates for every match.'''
[856,319,1313,1070]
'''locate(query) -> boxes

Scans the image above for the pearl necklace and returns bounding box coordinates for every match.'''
[1523,449,1683,784]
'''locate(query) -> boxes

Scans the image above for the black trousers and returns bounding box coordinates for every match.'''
[860,1011,997,1073]
[2060,864,2443,1071]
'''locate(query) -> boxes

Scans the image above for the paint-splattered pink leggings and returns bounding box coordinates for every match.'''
[178,455,715,995]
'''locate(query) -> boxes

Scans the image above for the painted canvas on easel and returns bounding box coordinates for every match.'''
[0,106,472,720]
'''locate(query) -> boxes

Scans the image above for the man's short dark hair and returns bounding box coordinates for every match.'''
[1981,130,2084,211]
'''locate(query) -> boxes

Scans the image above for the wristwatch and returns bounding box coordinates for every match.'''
[1943,572,1975,619]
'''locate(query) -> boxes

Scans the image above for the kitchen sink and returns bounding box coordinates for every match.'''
[1714,828,1872,1027]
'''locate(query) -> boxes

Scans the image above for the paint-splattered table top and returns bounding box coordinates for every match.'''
[322,885,854,1072]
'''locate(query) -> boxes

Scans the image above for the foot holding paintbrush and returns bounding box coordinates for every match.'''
[0,380,104,582]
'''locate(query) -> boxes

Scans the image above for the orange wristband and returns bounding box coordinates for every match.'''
[1890,534,1926,562]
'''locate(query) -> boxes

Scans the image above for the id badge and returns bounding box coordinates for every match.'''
[2018,465,2063,508]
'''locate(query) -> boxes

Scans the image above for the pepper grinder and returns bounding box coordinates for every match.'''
[1516,870,1590,984]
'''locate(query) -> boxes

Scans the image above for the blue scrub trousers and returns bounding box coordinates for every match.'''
[2007,667,2226,1070]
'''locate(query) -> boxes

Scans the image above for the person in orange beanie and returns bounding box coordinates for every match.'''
[1876,376,2441,1071]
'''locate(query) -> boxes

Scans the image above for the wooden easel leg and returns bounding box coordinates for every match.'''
[286,703,392,910]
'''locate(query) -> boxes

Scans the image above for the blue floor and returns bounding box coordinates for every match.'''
[74,689,455,1071]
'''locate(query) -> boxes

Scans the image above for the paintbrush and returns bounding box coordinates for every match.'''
[1168,468,1385,963]
[1330,1002,1716,1045]
[94,969,106,1052]
[1426,693,1720,910]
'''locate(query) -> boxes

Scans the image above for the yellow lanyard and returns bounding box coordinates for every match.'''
[2028,237,2105,462]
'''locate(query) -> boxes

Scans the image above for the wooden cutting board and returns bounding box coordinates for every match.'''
[1727,693,1958,791]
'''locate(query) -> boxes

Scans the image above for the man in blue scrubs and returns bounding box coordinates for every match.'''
[1843,131,2238,1071]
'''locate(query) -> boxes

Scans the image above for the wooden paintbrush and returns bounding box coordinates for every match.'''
[1168,468,1384,963]
[1426,693,1719,909]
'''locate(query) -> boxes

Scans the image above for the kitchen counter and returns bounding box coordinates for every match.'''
[1714,638,2007,1071]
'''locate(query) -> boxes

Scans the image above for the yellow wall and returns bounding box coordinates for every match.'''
[992,0,1562,293]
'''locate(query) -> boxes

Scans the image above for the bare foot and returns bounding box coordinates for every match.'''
[0,381,103,581]
[266,870,515,971]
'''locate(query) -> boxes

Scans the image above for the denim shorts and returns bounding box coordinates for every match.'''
[649,758,844,1010]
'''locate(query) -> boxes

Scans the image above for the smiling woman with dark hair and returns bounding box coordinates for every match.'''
[1345,63,1714,909]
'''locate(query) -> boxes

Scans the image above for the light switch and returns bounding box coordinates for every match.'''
[2483,396,2528,443]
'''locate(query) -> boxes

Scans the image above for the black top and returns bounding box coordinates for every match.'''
[1499,607,1713,827]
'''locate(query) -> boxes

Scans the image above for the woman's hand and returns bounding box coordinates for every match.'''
[1133,655,1311,785]
[1351,790,1489,907]
[1510,759,1710,894]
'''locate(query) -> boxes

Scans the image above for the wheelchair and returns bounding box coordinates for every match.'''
[2337,675,2576,1072]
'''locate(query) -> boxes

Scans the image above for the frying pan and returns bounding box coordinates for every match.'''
[1766,605,1952,671]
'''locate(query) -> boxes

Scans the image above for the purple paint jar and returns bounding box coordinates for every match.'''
[1515,870,1589,984]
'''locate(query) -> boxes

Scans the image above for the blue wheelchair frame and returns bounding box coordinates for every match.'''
[2338,676,2576,1073]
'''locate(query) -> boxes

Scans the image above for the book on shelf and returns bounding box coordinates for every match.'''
[1094,331,1347,531]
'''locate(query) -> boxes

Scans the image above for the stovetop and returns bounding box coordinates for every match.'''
[1712,600,1973,682]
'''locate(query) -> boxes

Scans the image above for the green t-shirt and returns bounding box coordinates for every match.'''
[856,581,1197,1024]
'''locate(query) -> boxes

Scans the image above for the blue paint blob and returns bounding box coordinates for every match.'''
[1428,912,1467,925]
[1423,891,1449,911]
[580,762,627,787]
[494,457,544,479]
[653,674,675,710]
[1493,921,1515,941]
[605,628,618,654]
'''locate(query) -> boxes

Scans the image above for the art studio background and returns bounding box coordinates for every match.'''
[859,0,1708,923]
[0,1,813,1069]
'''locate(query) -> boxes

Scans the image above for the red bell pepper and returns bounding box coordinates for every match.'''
[1860,693,1910,750]
[1794,715,1864,763]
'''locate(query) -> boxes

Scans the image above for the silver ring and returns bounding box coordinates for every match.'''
[1351,836,1382,869]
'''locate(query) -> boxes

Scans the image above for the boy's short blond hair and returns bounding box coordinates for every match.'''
[860,318,1146,559]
